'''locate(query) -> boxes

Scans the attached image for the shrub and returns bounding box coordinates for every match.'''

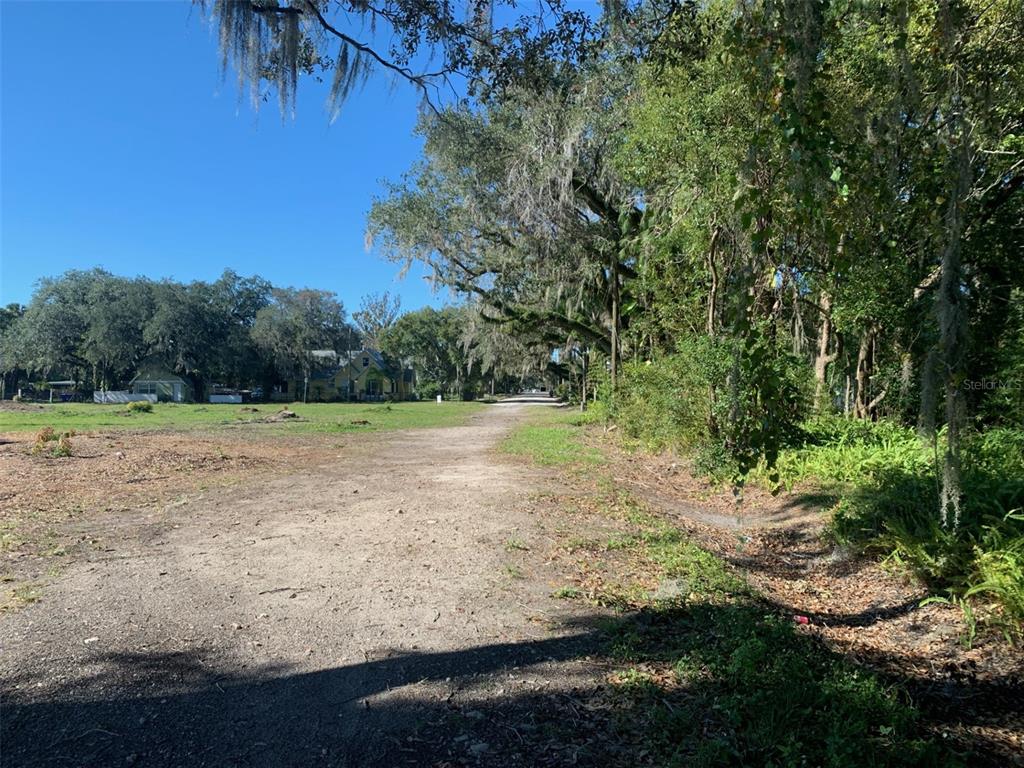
[612,335,810,481]
[126,399,153,413]
[52,434,74,458]
[611,340,720,453]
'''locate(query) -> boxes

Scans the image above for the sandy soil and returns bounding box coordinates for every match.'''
[1,396,615,767]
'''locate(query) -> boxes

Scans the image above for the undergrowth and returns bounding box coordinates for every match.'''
[605,396,1023,637]
[766,418,1024,639]
[586,493,954,766]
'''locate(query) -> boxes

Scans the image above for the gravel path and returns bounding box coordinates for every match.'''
[1,396,605,767]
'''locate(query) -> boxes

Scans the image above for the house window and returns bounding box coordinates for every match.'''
[136,382,157,395]
[367,379,381,396]
[363,357,369,368]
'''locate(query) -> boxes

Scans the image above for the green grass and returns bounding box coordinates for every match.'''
[501,408,603,466]
[0,401,487,435]
[605,601,950,767]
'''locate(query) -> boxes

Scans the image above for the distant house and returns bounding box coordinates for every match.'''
[279,349,415,402]
[129,362,193,403]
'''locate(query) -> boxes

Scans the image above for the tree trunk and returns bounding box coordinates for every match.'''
[610,254,620,392]
[580,349,588,412]
[812,293,838,412]
[706,226,721,336]
[853,326,878,419]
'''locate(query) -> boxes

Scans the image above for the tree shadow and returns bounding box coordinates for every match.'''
[4,602,1020,767]
[3,629,614,768]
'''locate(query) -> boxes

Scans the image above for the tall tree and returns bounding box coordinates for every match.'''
[251,287,349,401]
[353,291,401,351]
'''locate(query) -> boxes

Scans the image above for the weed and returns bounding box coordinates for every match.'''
[0,523,24,552]
[552,586,583,600]
[52,434,73,457]
[8,584,41,607]
[503,564,524,579]
[126,400,153,413]
[505,537,529,551]
[31,427,56,454]
[603,534,638,551]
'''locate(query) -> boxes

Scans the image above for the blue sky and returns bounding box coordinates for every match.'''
[1,0,449,314]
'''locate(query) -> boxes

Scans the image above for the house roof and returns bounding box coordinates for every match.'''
[129,360,189,385]
[302,349,408,383]
[344,349,390,369]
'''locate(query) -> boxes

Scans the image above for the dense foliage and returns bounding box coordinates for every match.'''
[0,269,283,399]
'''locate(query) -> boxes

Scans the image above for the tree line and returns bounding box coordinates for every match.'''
[0,270,547,400]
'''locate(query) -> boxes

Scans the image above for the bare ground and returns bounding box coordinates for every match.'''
[1,396,621,767]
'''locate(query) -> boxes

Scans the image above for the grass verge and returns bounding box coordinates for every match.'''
[501,407,604,466]
[585,493,951,767]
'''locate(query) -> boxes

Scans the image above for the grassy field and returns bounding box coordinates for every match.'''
[0,400,488,434]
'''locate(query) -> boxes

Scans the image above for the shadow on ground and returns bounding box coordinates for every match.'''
[4,628,607,768]
[5,602,1021,768]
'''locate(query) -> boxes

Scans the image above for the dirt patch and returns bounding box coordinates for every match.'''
[264,407,302,422]
[0,401,45,412]
[0,398,634,767]
[0,429,325,607]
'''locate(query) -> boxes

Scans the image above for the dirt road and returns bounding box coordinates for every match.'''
[1,396,607,767]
